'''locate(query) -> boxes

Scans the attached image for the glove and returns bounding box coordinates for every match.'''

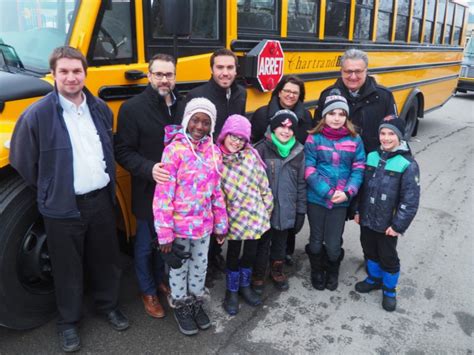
[160,243,192,269]
[293,213,305,235]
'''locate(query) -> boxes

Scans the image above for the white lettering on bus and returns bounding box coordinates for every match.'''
[258,57,284,76]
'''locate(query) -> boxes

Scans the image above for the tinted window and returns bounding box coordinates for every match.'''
[410,0,423,42]
[238,0,278,32]
[90,0,133,63]
[423,0,436,43]
[151,0,219,39]
[354,0,374,40]
[325,0,350,38]
[452,4,465,45]
[435,0,446,44]
[395,0,409,41]
[376,0,393,41]
[288,0,319,35]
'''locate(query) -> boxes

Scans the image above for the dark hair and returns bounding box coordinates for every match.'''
[210,48,238,68]
[271,75,306,102]
[148,53,177,71]
[49,46,88,73]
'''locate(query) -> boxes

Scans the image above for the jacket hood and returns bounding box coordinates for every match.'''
[379,140,412,159]
[163,124,212,151]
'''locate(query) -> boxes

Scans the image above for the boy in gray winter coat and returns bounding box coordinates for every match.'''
[253,110,307,292]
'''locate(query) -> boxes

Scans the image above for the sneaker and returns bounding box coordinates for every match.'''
[58,328,80,353]
[192,297,211,330]
[173,299,198,336]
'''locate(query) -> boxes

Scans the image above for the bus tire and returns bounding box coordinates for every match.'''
[402,98,419,140]
[0,174,56,330]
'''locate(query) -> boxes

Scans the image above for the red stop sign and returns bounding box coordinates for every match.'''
[255,40,284,92]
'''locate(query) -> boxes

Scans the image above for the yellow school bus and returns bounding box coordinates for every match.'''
[0,0,469,330]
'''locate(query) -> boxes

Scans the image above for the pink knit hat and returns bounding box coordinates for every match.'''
[216,114,251,146]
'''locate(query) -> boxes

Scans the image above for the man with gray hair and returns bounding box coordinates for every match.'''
[315,48,397,153]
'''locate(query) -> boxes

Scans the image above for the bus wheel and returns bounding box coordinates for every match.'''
[403,99,419,140]
[0,174,56,330]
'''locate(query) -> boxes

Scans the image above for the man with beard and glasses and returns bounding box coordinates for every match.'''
[115,53,183,319]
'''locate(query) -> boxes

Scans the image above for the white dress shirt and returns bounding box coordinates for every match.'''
[59,93,110,194]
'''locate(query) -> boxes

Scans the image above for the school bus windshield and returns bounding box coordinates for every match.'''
[0,0,78,73]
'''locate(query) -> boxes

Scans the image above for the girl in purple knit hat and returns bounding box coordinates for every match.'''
[216,114,273,316]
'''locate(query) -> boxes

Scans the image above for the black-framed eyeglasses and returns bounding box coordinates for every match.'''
[228,134,246,144]
[151,72,175,80]
[281,88,300,96]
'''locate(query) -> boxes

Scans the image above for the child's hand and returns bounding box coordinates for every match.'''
[331,190,348,204]
[214,234,226,245]
[160,242,173,253]
[385,226,400,237]
[354,213,360,224]
[152,162,171,184]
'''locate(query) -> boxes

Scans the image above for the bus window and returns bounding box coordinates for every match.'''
[151,0,219,40]
[452,4,465,45]
[354,0,374,41]
[287,0,319,36]
[88,0,134,63]
[325,0,350,38]
[434,0,447,44]
[376,0,393,42]
[423,0,436,43]
[395,0,410,41]
[238,0,279,33]
[410,0,424,42]
[444,2,454,44]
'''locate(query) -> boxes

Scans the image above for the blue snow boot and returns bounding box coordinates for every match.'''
[239,267,262,306]
[355,259,383,293]
[223,270,240,315]
[382,271,400,312]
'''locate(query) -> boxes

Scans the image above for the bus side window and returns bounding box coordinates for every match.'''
[444,2,454,44]
[325,0,350,39]
[376,0,394,42]
[452,4,465,45]
[395,0,410,41]
[287,0,319,36]
[434,0,447,44]
[238,0,278,32]
[423,0,436,43]
[410,0,424,42]
[89,0,134,63]
[354,0,374,41]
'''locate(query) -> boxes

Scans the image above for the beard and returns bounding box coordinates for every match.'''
[151,82,172,97]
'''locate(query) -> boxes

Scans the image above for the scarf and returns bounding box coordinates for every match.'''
[271,133,296,158]
[321,125,350,140]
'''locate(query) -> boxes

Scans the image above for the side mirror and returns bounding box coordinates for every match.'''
[161,0,191,36]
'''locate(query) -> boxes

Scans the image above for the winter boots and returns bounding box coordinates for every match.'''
[355,260,399,312]
[223,270,240,315]
[239,267,262,306]
[355,259,383,293]
[325,258,341,291]
[305,244,325,290]
[270,260,289,291]
[173,298,198,336]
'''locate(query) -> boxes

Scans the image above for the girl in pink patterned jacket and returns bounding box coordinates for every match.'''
[153,98,228,336]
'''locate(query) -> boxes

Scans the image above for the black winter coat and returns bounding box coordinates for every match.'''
[255,136,306,231]
[358,143,420,234]
[181,78,247,138]
[250,96,314,144]
[10,87,115,219]
[315,76,397,153]
[114,85,182,220]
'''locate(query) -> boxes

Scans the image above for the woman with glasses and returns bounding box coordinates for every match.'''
[250,75,314,267]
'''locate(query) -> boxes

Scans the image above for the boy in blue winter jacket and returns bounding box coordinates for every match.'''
[354,115,420,312]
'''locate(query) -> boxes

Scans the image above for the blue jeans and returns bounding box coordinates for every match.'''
[134,219,165,295]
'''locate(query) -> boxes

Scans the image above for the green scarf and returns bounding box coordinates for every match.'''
[271,133,296,158]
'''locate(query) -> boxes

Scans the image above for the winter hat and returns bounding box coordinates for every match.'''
[379,114,405,140]
[322,94,350,117]
[181,97,217,135]
[217,114,251,146]
[269,109,299,132]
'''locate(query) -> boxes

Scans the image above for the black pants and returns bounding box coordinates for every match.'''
[307,203,346,262]
[226,239,258,271]
[208,234,223,261]
[360,226,400,273]
[253,228,288,276]
[286,229,296,256]
[44,188,121,331]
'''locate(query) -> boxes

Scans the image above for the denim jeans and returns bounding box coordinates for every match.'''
[134,219,165,295]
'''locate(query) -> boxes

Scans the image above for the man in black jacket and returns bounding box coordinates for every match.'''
[183,48,247,277]
[315,49,398,153]
[115,54,181,319]
[10,46,128,353]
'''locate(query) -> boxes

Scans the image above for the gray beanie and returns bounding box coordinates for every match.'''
[322,94,350,117]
